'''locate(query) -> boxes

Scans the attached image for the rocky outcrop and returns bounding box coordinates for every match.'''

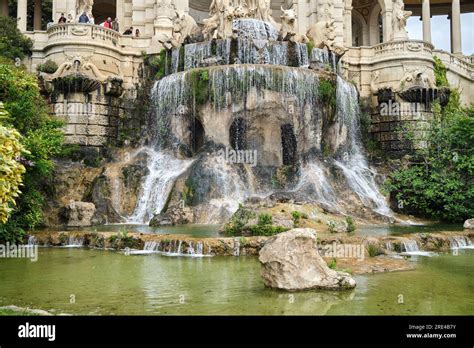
[258,228,356,291]
[149,204,194,226]
[60,201,96,227]
[464,219,474,229]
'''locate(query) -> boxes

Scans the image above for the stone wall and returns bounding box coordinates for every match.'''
[52,87,125,147]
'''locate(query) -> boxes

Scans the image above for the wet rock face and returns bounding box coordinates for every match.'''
[464,219,474,229]
[258,228,356,291]
[60,201,96,227]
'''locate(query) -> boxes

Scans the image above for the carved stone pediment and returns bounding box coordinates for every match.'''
[71,26,90,36]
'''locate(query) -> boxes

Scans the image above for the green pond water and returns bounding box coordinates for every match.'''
[0,247,472,315]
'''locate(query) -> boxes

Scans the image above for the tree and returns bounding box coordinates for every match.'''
[0,103,28,224]
[0,16,32,60]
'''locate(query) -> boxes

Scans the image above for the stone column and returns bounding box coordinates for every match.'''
[0,0,8,16]
[34,0,42,30]
[421,0,431,43]
[344,5,353,47]
[17,0,27,32]
[381,10,392,43]
[451,0,462,54]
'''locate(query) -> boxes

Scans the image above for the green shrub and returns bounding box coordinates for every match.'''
[0,16,32,60]
[36,60,58,74]
[385,94,474,222]
[327,258,337,269]
[291,211,302,227]
[221,206,256,236]
[367,244,382,257]
[258,213,272,226]
[346,216,356,233]
[0,62,65,241]
[327,220,336,233]
[247,225,289,236]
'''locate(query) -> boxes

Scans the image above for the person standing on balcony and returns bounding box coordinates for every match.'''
[67,14,74,23]
[135,29,140,37]
[104,17,113,29]
[112,18,120,32]
[123,26,133,35]
[90,16,95,24]
[78,12,90,24]
[58,13,67,24]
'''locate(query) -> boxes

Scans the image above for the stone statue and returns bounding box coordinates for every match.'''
[279,7,307,43]
[391,0,411,41]
[172,11,202,46]
[401,67,435,89]
[306,20,348,56]
[76,0,93,16]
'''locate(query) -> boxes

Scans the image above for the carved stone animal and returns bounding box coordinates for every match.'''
[306,20,347,55]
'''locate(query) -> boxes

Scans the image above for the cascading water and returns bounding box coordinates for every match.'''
[401,239,435,257]
[449,236,474,249]
[130,239,211,257]
[127,18,393,225]
[333,76,392,217]
[127,148,193,224]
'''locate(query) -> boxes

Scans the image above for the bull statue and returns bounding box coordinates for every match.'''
[306,20,347,56]
[279,7,308,43]
[172,11,203,46]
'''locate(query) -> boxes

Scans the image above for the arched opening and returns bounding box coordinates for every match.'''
[92,0,116,25]
[280,124,297,166]
[368,3,384,45]
[352,10,369,46]
[229,118,248,150]
[191,118,205,153]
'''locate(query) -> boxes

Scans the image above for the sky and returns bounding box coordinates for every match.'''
[406,13,474,55]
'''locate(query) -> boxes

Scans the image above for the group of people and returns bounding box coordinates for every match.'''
[57,13,135,35]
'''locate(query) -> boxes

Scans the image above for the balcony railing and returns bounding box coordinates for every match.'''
[373,40,434,57]
[47,23,121,48]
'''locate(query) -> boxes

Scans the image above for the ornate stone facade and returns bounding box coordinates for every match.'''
[7,0,472,152]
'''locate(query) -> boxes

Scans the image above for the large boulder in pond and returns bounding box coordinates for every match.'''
[463,219,474,229]
[60,201,96,227]
[258,228,356,291]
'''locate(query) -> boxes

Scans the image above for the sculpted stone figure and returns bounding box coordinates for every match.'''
[279,7,307,43]
[401,67,435,89]
[306,20,348,55]
[172,11,201,45]
[391,0,412,41]
[76,0,93,16]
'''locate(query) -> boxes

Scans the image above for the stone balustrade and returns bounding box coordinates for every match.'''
[373,40,434,57]
[47,24,121,50]
[433,50,474,80]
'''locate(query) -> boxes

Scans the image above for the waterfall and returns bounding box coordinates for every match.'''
[295,162,337,208]
[450,236,474,249]
[333,76,392,217]
[403,240,419,252]
[401,239,435,257]
[296,43,309,68]
[233,19,279,40]
[127,148,193,224]
[184,41,212,70]
[233,238,240,256]
[27,235,38,246]
[171,47,180,74]
[311,48,337,73]
[61,235,84,248]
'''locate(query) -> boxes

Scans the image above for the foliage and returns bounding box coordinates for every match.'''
[319,78,336,110]
[247,225,289,236]
[367,243,382,257]
[346,216,356,233]
[327,258,337,269]
[0,104,28,224]
[433,56,449,87]
[0,62,65,241]
[257,213,272,226]
[291,211,302,227]
[385,95,474,222]
[36,59,58,74]
[0,16,32,61]
[221,206,256,236]
[327,220,336,233]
